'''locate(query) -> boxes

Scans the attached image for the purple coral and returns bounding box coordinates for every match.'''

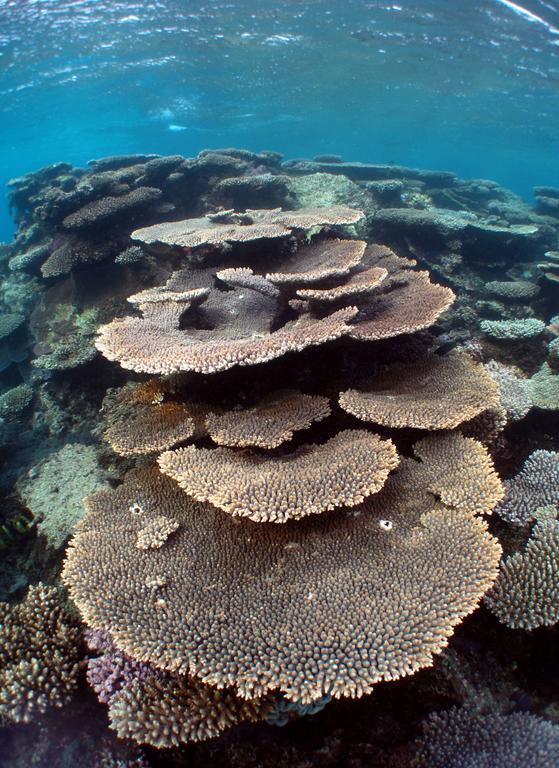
[85,628,164,705]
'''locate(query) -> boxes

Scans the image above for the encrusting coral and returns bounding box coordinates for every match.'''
[0,584,81,724]
[17,443,110,549]
[339,351,500,430]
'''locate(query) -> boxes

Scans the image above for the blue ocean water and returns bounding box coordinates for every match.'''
[1,0,559,241]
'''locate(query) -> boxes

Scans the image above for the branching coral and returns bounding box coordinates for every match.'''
[480,318,546,340]
[496,450,559,525]
[485,519,559,629]
[484,360,533,421]
[86,628,271,749]
[416,707,559,767]
[108,674,272,748]
[0,584,81,723]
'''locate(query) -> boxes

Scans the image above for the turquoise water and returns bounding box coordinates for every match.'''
[1,0,559,239]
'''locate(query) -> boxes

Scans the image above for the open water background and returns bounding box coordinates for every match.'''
[1,0,558,238]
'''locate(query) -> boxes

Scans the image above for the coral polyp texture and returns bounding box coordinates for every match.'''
[265,238,366,284]
[63,465,500,704]
[108,674,272,748]
[295,265,388,303]
[339,351,500,430]
[485,519,559,630]
[95,284,357,375]
[131,206,364,249]
[362,432,504,520]
[158,429,399,522]
[416,707,559,767]
[85,628,272,749]
[496,450,559,525]
[348,270,455,341]
[105,400,197,456]
[205,390,331,449]
[410,432,504,515]
[0,584,81,723]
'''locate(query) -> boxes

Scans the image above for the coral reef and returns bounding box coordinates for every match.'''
[1,147,559,765]
[158,429,399,522]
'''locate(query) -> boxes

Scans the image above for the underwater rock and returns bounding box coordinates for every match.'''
[211,173,295,210]
[362,178,405,206]
[17,443,110,549]
[534,187,559,217]
[30,290,100,372]
[289,159,457,187]
[87,154,160,172]
[286,172,374,217]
